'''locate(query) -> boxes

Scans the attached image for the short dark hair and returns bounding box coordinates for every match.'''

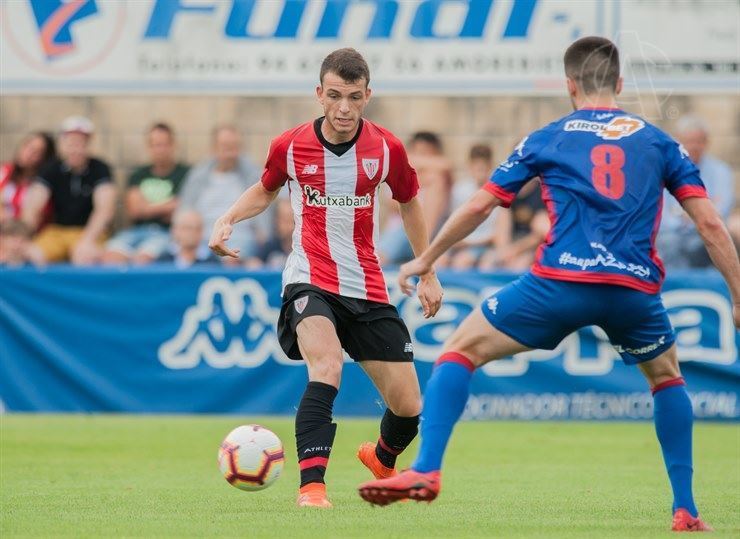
[320,48,370,86]
[149,122,174,139]
[564,36,620,94]
[409,131,443,152]
[469,144,492,162]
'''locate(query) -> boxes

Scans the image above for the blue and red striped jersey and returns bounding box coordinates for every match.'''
[485,107,707,294]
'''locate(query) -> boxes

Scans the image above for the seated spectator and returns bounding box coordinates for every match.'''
[157,209,218,268]
[445,144,500,269]
[0,219,37,268]
[657,115,735,268]
[379,131,452,264]
[178,125,265,264]
[245,198,294,269]
[102,123,189,265]
[22,117,116,265]
[479,178,549,271]
[0,131,56,224]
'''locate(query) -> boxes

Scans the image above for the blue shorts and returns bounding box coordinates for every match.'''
[481,273,675,365]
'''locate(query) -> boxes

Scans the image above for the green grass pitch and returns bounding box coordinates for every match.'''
[2,416,738,538]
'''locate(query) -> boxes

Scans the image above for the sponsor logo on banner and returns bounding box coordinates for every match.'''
[2,0,125,75]
[160,275,737,379]
[362,158,379,180]
[158,277,293,369]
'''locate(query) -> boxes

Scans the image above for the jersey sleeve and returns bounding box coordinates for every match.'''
[484,129,547,208]
[260,135,290,192]
[384,138,419,203]
[662,135,707,202]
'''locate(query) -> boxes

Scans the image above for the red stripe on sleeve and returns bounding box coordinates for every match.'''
[673,185,708,202]
[482,182,515,207]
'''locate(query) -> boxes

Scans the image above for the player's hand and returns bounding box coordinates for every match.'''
[209,218,240,259]
[398,256,431,296]
[416,272,443,318]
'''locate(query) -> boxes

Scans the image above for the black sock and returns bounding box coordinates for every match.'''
[375,409,419,469]
[295,381,338,487]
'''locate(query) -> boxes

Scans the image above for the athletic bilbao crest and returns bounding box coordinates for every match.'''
[294,296,308,314]
[362,158,379,180]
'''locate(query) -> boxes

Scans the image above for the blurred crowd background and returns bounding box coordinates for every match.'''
[1,95,738,270]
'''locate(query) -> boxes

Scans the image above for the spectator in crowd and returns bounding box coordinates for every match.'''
[22,116,116,265]
[657,115,735,268]
[102,123,189,265]
[157,209,217,268]
[0,132,56,224]
[245,197,294,269]
[379,131,452,264]
[178,125,264,263]
[444,144,500,269]
[478,178,550,271]
[0,219,36,268]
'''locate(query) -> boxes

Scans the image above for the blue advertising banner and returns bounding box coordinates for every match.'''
[0,267,737,420]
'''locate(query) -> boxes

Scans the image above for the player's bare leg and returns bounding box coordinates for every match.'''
[294,315,343,508]
[359,308,530,505]
[357,361,422,479]
[638,346,712,532]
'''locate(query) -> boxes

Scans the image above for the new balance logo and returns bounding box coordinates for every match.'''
[404,342,414,353]
[302,164,318,174]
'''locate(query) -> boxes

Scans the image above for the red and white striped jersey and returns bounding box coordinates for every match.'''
[261,118,419,304]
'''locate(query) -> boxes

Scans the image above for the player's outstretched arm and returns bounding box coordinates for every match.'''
[209,182,280,259]
[682,197,740,327]
[398,189,501,293]
[398,196,443,318]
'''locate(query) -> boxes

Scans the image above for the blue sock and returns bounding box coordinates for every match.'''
[652,378,697,517]
[412,352,474,473]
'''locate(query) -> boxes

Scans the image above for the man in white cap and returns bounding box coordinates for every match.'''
[23,116,116,265]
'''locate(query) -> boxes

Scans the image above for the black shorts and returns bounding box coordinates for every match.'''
[277,283,413,362]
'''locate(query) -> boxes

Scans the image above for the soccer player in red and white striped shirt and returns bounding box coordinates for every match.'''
[209,48,443,508]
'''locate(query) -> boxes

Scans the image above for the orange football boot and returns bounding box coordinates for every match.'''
[358,469,441,506]
[296,482,332,508]
[357,442,397,479]
[671,508,713,532]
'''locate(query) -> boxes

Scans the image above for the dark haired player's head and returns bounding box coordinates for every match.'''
[563,36,623,109]
[317,48,371,142]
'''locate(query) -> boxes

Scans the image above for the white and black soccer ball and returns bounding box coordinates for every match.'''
[218,425,285,491]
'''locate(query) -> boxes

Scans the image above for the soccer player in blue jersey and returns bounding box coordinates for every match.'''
[358,37,740,532]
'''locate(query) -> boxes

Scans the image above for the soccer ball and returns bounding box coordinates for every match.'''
[218,425,285,491]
